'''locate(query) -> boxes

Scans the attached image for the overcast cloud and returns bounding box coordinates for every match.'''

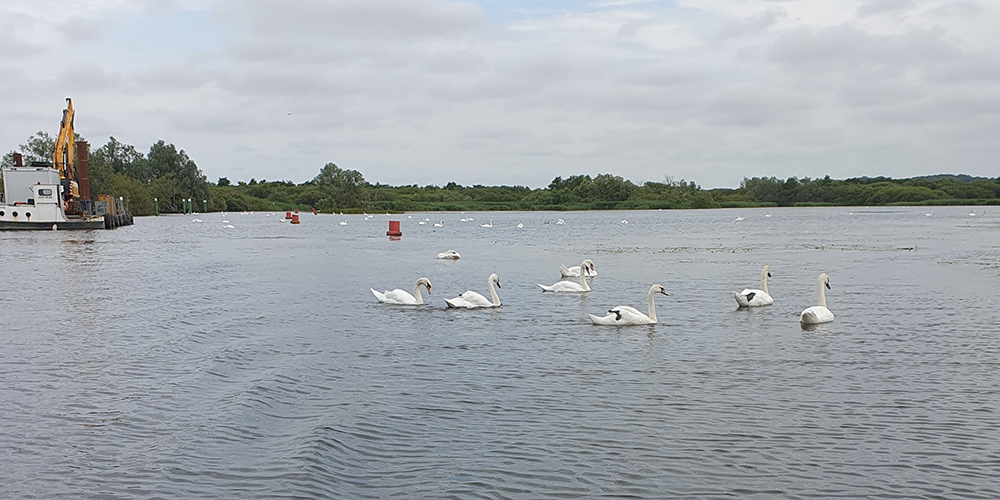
[1,0,998,188]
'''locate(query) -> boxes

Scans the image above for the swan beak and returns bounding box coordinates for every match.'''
[426,286,431,294]
[611,310,622,321]
[660,290,669,296]
[825,282,831,289]
[497,281,502,289]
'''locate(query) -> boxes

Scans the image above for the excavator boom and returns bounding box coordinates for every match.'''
[52,98,79,198]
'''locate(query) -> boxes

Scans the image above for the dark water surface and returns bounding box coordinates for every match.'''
[2,207,999,498]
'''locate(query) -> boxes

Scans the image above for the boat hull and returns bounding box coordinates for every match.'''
[0,219,105,230]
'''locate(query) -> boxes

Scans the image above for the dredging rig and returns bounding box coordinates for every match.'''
[0,98,133,230]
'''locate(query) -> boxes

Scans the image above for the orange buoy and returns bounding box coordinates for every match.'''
[387,220,402,236]
[291,214,300,224]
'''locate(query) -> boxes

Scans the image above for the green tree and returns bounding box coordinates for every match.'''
[313,163,368,210]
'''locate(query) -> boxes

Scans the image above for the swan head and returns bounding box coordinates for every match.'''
[819,273,830,289]
[763,264,771,278]
[651,284,668,296]
[417,277,432,293]
[583,259,595,273]
[489,273,501,289]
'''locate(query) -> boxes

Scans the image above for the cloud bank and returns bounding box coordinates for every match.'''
[1,0,998,188]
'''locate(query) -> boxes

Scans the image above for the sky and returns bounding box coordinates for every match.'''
[1,0,998,189]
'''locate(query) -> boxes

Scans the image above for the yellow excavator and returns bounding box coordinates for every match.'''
[52,97,80,200]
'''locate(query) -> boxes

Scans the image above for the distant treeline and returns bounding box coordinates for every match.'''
[5,133,1000,215]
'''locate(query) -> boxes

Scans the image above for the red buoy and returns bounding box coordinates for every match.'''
[285,211,292,219]
[387,220,402,236]
[291,214,300,224]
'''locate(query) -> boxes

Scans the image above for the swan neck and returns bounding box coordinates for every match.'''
[760,269,769,294]
[413,280,424,305]
[488,278,500,305]
[578,263,590,290]
[647,288,657,322]
[816,278,827,308]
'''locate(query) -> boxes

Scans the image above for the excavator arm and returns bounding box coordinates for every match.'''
[52,98,79,198]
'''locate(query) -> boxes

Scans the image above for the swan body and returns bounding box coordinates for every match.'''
[433,220,443,227]
[480,220,493,228]
[223,224,235,229]
[555,219,565,225]
[436,250,461,260]
[539,261,593,293]
[371,277,432,305]
[559,259,597,277]
[800,273,834,324]
[734,265,773,307]
[418,221,426,225]
[735,216,745,221]
[445,273,501,308]
[339,220,348,225]
[589,284,668,325]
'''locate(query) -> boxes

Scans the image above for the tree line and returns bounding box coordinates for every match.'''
[5,133,999,215]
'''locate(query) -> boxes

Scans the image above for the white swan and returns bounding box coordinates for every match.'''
[445,273,501,308]
[734,265,773,307]
[371,277,432,305]
[620,219,628,224]
[480,220,493,228]
[735,216,745,221]
[223,224,235,229]
[436,250,461,260]
[516,223,523,228]
[539,261,593,293]
[433,220,443,227]
[800,273,834,324]
[589,284,668,325]
[418,220,426,225]
[339,220,348,226]
[560,259,597,277]
[555,218,565,225]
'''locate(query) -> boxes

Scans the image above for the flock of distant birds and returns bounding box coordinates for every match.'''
[372,256,835,326]
[190,207,985,231]
[187,207,995,326]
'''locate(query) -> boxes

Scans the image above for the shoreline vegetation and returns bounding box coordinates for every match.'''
[5,133,1000,216]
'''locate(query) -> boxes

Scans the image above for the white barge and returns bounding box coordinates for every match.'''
[1,98,131,230]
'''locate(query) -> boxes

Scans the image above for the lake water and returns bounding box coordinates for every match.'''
[2,207,999,498]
